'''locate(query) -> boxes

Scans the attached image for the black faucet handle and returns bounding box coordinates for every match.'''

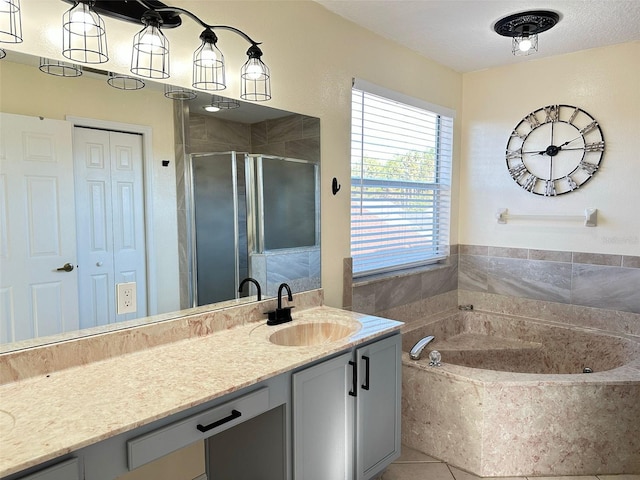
[266,306,294,325]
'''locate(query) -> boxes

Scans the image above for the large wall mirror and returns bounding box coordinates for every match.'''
[0,51,320,352]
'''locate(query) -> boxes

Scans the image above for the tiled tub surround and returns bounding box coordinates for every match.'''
[458,245,640,314]
[0,289,403,477]
[351,245,640,319]
[401,310,640,477]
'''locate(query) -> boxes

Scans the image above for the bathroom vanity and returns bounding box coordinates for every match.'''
[0,295,402,480]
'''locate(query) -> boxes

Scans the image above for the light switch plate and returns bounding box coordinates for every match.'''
[116,282,137,315]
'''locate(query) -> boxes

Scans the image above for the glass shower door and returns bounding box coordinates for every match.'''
[190,151,248,305]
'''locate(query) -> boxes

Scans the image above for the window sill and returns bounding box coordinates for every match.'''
[353,260,453,288]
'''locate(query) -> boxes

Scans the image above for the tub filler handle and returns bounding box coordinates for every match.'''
[409,335,435,360]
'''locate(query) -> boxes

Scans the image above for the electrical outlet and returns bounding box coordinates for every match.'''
[116,282,137,315]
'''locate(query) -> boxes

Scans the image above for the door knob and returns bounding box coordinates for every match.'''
[56,263,74,272]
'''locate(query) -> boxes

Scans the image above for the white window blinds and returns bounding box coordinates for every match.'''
[351,86,453,277]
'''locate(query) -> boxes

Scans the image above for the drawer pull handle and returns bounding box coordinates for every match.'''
[196,409,242,433]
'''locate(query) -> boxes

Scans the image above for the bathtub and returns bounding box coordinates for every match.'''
[401,310,640,477]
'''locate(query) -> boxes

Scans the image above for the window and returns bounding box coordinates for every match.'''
[350,81,453,277]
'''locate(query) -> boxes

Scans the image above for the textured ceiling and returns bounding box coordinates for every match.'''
[313,0,640,73]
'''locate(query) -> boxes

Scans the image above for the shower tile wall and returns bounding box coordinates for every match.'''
[173,102,190,308]
[251,247,321,298]
[251,115,320,162]
[188,114,252,153]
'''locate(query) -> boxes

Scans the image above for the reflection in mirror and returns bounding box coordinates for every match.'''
[190,153,320,306]
[0,50,320,352]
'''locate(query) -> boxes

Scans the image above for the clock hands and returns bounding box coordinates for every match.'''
[558,134,582,148]
[522,124,585,156]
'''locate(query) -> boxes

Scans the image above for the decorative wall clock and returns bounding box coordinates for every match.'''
[505,104,605,196]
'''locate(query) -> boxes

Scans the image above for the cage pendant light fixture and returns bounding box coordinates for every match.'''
[131,10,169,79]
[192,28,225,91]
[241,44,271,101]
[55,0,272,101]
[39,57,82,77]
[0,0,22,44]
[62,1,108,63]
[494,10,560,57]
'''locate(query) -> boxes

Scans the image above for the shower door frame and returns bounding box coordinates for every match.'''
[187,151,245,308]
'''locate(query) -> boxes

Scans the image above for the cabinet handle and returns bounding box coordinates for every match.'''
[348,360,357,397]
[196,409,242,433]
[362,355,370,391]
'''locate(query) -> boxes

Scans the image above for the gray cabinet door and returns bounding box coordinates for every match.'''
[292,352,354,480]
[356,334,402,480]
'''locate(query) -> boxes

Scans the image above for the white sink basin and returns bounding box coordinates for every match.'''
[269,322,359,347]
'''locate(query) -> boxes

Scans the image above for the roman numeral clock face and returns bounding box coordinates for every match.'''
[505,105,605,196]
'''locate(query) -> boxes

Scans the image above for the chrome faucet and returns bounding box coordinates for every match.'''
[266,283,294,325]
[409,335,435,360]
[238,277,262,301]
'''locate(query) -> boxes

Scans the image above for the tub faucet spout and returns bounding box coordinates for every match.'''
[410,335,435,360]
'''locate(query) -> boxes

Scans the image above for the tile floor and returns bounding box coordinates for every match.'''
[379,446,640,480]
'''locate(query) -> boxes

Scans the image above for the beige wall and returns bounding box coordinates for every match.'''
[0,59,181,315]
[6,0,463,308]
[459,42,640,256]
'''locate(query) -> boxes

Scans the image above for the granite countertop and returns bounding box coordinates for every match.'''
[0,305,402,478]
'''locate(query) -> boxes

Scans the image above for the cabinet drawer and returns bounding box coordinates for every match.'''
[18,459,79,480]
[127,387,269,470]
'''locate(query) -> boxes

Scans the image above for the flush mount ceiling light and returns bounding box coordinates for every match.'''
[494,10,560,56]
[0,0,22,45]
[59,0,272,101]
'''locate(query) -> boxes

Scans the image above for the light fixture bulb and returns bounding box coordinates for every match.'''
[69,6,97,34]
[203,104,220,112]
[243,59,265,80]
[138,28,164,54]
[518,37,532,52]
[199,44,218,66]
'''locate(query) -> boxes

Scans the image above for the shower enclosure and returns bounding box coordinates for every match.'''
[188,152,320,307]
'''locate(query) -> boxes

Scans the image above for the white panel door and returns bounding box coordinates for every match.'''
[0,112,79,342]
[110,130,147,319]
[74,127,146,327]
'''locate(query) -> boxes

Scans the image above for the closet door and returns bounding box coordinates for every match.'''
[73,127,146,327]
